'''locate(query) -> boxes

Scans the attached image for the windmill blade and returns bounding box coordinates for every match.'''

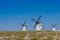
[37,16,41,21]
[39,21,42,23]
[19,23,23,25]
[19,21,26,26]
[32,18,37,22]
[33,23,37,29]
[26,25,28,27]
[51,24,56,27]
[55,24,56,25]
[23,21,26,25]
[19,22,24,30]
[51,24,56,25]
[51,24,55,27]
[51,24,54,26]
[33,24,36,29]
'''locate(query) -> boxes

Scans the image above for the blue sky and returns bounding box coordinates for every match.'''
[0,0,60,31]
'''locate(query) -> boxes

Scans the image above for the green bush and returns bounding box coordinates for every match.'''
[31,37,39,40]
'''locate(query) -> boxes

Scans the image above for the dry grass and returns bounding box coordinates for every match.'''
[0,30,60,40]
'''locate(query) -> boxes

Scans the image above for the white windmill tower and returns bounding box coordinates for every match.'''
[19,21,27,31]
[32,16,43,31]
[51,24,56,31]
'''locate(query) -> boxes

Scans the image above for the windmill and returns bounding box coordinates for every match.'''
[19,21,27,31]
[51,24,57,31]
[32,16,43,31]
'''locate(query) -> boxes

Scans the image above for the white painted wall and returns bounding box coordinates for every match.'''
[36,23,43,31]
[22,26,27,31]
[52,27,56,31]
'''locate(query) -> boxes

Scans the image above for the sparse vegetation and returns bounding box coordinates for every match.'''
[0,30,60,40]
